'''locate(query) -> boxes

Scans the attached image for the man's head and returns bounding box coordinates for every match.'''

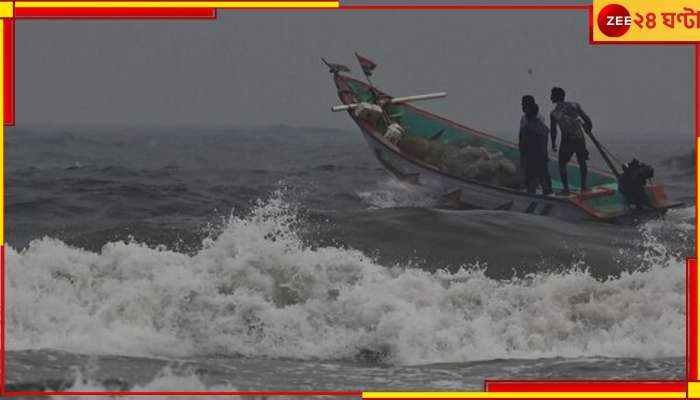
[521,95,536,113]
[524,103,539,119]
[550,87,565,103]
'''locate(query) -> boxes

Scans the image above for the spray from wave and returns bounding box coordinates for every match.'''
[37,367,334,399]
[46,368,239,397]
[357,179,441,209]
[7,192,686,365]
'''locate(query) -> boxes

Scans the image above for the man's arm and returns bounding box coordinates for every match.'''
[577,104,593,134]
[550,113,558,151]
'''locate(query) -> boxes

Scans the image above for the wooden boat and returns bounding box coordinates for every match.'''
[327,65,682,223]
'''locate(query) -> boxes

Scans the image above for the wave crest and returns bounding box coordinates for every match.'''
[7,193,686,365]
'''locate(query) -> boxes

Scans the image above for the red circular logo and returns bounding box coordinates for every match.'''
[597,4,631,37]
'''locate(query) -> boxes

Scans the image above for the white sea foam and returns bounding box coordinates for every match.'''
[49,369,339,400]
[48,368,248,399]
[357,179,440,209]
[7,194,688,365]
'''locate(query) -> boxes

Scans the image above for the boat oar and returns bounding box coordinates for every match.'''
[586,130,622,180]
[331,92,447,112]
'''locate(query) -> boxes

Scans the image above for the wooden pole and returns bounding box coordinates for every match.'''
[331,92,447,112]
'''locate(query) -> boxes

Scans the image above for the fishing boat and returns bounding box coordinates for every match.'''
[324,56,683,223]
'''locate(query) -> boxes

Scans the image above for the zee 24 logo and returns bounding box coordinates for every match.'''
[597,3,700,38]
[597,4,632,37]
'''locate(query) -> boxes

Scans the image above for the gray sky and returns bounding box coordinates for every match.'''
[13,8,694,138]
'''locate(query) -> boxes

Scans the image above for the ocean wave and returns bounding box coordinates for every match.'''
[7,193,687,365]
[662,150,694,173]
[29,367,291,399]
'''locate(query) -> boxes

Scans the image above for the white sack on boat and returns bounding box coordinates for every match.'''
[353,102,385,125]
[385,123,405,144]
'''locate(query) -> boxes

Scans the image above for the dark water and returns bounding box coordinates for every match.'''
[5,126,694,393]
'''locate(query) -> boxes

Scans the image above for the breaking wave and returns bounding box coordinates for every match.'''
[7,194,687,365]
[34,368,316,399]
[47,369,239,397]
[662,150,694,173]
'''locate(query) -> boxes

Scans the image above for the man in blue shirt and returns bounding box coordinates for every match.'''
[519,95,552,195]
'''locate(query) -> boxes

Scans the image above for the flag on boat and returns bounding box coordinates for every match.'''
[355,53,377,76]
[321,58,351,74]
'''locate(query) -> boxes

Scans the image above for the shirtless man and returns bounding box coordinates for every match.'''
[549,87,593,195]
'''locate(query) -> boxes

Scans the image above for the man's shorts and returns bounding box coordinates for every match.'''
[559,139,589,164]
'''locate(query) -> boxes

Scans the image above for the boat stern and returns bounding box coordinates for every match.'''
[645,183,684,210]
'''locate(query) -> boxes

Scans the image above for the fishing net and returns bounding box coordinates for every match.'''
[398,136,522,188]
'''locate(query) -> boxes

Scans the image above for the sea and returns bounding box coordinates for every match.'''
[5,125,694,395]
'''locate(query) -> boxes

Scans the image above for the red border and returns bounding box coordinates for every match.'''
[3,19,12,127]
[15,7,217,18]
[1,3,696,398]
[689,259,698,382]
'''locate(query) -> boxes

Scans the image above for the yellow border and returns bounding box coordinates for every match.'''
[362,392,687,399]
[14,1,339,8]
[0,2,12,18]
[689,382,700,398]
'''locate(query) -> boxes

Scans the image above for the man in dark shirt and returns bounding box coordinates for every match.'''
[549,87,593,195]
[519,95,552,195]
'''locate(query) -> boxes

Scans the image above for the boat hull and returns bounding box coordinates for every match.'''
[358,126,597,222]
[329,72,680,223]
